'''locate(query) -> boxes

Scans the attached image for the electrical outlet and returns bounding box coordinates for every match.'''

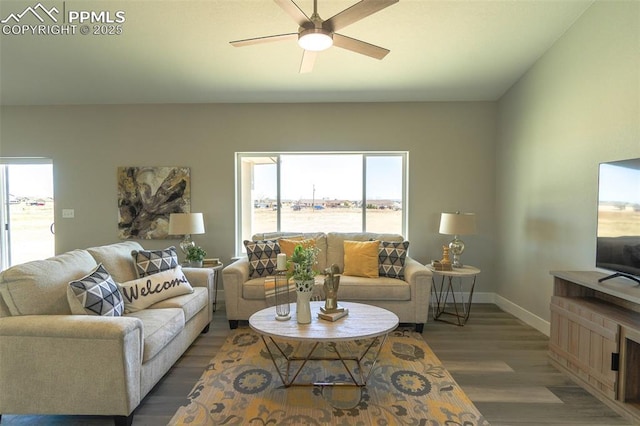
[62,209,75,218]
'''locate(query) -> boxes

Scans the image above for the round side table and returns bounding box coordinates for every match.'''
[426,264,480,326]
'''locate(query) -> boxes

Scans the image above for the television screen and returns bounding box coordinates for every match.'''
[596,158,640,282]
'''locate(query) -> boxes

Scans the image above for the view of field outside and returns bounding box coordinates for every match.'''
[252,207,403,235]
[5,164,54,266]
[246,153,405,237]
[597,162,640,238]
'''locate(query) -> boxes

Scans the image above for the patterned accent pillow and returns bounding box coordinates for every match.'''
[118,265,193,313]
[244,240,280,279]
[131,246,179,278]
[379,240,410,279]
[67,264,124,316]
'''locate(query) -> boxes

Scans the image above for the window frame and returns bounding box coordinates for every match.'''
[235,151,408,255]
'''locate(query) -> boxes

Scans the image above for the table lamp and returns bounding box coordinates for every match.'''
[168,213,205,255]
[439,211,476,268]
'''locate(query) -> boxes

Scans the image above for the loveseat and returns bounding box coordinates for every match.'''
[0,241,215,426]
[223,232,432,332]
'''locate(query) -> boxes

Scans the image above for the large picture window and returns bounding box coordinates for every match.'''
[236,152,407,254]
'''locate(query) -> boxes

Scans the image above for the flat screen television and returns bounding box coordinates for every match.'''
[596,157,640,285]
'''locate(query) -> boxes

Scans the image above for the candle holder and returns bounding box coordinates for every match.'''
[274,269,290,321]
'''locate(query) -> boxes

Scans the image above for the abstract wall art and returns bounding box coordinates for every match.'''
[117,166,191,239]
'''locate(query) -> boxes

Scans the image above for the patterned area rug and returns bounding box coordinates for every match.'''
[169,328,489,425]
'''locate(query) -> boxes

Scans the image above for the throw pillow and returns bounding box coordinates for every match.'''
[343,240,380,278]
[244,239,280,279]
[379,240,410,279]
[118,265,194,313]
[131,246,179,278]
[67,264,124,316]
[278,237,312,258]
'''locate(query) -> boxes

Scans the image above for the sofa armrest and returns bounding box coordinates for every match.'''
[183,267,215,324]
[0,315,143,416]
[222,257,249,320]
[403,257,433,323]
[182,267,215,290]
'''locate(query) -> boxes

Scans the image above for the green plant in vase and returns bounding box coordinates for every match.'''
[288,244,318,324]
[289,244,318,291]
[186,245,207,267]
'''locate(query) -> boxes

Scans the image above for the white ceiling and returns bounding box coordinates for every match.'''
[0,0,593,106]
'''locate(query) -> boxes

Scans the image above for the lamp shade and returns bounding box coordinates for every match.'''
[168,213,205,235]
[439,212,476,236]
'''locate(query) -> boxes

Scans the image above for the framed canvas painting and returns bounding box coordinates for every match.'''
[117,166,191,239]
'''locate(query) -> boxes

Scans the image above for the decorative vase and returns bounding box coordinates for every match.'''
[189,260,203,268]
[296,287,313,324]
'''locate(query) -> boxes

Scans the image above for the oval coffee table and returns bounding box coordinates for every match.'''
[249,301,399,387]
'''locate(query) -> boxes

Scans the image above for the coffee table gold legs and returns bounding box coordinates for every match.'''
[259,334,389,387]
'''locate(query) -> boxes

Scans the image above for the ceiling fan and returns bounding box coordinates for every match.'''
[229,0,399,73]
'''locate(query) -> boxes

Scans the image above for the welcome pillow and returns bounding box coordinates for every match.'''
[118,265,193,313]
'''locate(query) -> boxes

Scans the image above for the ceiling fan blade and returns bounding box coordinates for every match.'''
[274,0,310,27]
[323,0,399,32]
[230,33,297,47]
[333,33,389,60]
[299,50,317,73]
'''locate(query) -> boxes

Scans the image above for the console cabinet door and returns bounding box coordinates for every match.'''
[550,297,619,399]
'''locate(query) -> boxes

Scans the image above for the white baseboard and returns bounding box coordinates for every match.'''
[493,293,550,336]
[433,291,550,336]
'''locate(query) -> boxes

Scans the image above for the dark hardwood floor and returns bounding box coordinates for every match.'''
[1,303,633,425]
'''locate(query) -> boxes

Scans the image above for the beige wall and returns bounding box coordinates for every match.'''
[497,0,640,324]
[0,102,498,291]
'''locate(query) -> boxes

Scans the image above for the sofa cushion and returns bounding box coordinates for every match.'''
[379,241,410,279]
[131,246,179,278]
[343,240,380,278]
[87,241,143,283]
[149,286,208,322]
[326,232,404,272]
[0,249,97,316]
[67,264,125,316]
[126,308,185,362]
[337,275,411,301]
[244,239,280,279]
[118,266,194,313]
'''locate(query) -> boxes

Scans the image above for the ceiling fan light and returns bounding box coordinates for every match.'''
[298,29,333,51]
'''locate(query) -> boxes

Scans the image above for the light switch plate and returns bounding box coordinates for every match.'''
[62,209,75,218]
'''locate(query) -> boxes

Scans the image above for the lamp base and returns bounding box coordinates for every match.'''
[449,236,465,268]
[180,235,194,255]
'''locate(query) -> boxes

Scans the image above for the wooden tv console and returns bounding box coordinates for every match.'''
[550,271,640,422]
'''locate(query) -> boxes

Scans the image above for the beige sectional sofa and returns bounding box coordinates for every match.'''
[223,231,432,332]
[0,241,215,426]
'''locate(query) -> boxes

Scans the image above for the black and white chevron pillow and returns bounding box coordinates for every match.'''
[68,264,124,316]
[244,239,280,279]
[378,240,410,279]
[132,246,179,278]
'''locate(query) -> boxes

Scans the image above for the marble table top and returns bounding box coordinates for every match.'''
[249,301,399,342]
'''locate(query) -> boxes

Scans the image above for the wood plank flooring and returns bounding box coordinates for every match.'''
[1,303,634,425]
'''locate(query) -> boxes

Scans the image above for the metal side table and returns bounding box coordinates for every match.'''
[427,264,480,326]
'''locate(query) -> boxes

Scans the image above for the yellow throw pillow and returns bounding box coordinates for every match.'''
[278,237,312,258]
[343,240,380,278]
